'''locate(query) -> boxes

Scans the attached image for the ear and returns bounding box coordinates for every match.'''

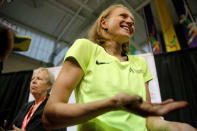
[47,86,52,90]
[46,84,51,91]
[101,18,108,30]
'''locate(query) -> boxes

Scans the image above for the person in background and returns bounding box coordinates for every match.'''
[0,0,4,6]
[0,29,14,74]
[43,4,197,131]
[0,68,66,131]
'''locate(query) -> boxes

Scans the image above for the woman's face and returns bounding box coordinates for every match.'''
[101,7,135,43]
[30,70,50,96]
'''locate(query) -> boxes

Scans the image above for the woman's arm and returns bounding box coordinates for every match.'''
[42,58,122,129]
[43,58,148,129]
[42,58,189,130]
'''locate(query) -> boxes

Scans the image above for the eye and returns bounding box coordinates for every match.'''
[120,14,127,19]
[31,77,35,81]
[38,77,42,80]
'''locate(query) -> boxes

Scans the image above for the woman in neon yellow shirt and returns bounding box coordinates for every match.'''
[43,4,196,131]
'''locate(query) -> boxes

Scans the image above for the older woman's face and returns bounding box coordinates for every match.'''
[30,70,51,96]
[102,7,135,43]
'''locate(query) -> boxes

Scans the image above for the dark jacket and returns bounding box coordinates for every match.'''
[10,95,66,131]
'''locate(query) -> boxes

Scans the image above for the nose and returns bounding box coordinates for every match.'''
[126,18,134,27]
[31,78,37,84]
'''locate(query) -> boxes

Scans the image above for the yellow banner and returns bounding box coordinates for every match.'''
[14,35,31,51]
[154,0,181,52]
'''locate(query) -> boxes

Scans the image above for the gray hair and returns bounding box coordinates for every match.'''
[33,67,55,87]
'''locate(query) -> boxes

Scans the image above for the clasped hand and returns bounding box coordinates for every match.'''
[0,120,24,131]
[114,93,188,117]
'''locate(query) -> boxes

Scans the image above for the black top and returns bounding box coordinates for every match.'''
[9,96,66,131]
[0,62,3,74]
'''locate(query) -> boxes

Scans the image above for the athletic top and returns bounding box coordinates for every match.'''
[64,38,153,131]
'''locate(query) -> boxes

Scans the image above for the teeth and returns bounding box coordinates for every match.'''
[122,26,130,32]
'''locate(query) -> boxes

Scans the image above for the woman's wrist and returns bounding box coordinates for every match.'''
[108,96,122,110]
[146,117,169,131]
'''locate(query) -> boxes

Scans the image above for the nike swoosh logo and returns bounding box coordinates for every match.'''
[96,60,110,65]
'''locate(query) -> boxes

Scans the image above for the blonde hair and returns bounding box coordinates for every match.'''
[88,4,134,55]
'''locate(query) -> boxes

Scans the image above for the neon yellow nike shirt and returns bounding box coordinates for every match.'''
[64,38,153,131]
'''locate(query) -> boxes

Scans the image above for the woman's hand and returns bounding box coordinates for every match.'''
[114,93,188,117]
[0,120,7,131]
[7,125,24,131]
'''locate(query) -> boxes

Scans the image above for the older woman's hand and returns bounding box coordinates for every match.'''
[7,125,24,131]
[0,120,7,131]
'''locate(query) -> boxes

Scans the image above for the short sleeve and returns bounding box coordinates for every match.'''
[142,59,153,83]
[64,39,95,73]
